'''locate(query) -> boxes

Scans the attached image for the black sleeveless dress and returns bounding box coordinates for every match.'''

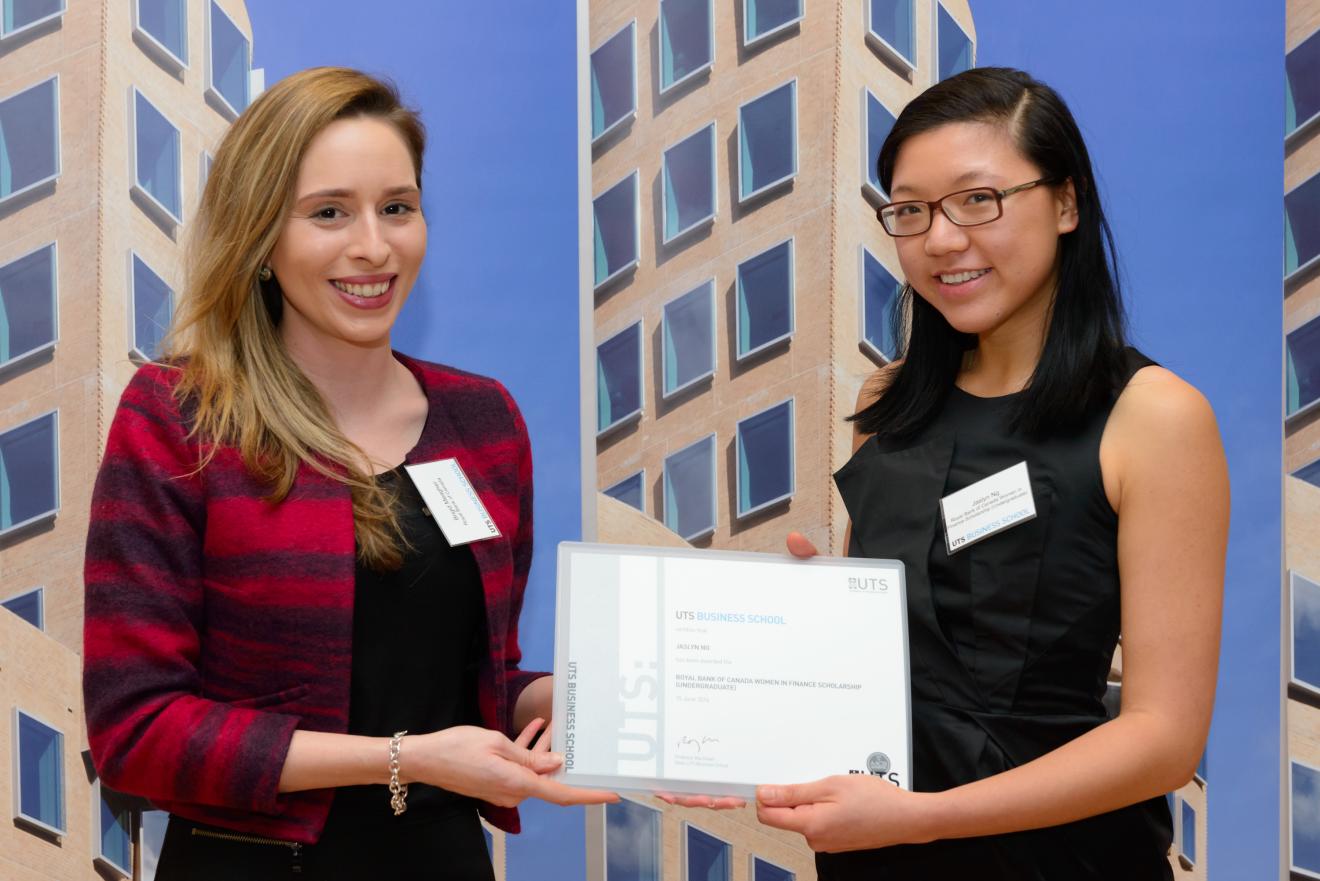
[821,349,1173,881]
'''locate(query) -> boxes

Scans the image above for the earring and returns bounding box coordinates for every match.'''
[258,266,272,282]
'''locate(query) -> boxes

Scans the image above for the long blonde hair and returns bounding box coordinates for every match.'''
[166,67,427,569]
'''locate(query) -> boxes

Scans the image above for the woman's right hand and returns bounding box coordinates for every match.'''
[406,719,617,808]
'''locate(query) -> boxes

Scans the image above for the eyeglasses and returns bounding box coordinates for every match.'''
[877,178,1052,237]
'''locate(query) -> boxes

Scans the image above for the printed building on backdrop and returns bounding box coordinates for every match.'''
[585,1,1203,878]
[1285,0,1320,879]
[0,2,258,878]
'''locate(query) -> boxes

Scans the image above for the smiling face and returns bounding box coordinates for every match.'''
[266,115,425,354]
[888,121,1077,341]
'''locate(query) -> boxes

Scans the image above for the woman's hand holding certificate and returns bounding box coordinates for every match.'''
[755,775,940,852]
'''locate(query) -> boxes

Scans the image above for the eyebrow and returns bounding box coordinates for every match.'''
[890,169,1002,198]
[296,185,420,202]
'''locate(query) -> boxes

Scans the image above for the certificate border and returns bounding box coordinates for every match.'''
[552,541,912,798]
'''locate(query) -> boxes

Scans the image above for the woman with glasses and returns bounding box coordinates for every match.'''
[752,67,1228,879]
[83,68,612,880]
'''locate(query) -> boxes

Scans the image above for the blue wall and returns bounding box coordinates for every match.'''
[251,2,1285,878]
[972,3,1284,878]
[247,5,587,878]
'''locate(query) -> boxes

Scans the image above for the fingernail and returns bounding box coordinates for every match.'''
[758,786,778,802]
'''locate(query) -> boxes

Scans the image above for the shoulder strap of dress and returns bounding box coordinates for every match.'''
[1119,346,1159,388]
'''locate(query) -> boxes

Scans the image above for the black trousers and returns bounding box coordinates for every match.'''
[154,807,497,881]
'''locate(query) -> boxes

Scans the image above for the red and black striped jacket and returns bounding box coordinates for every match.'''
[83,354,544,843]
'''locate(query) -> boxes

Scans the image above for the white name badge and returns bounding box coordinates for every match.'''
[939,461,1037,555]
[403,458,502,546]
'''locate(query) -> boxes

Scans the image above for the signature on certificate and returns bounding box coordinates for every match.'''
[676,736,720,753]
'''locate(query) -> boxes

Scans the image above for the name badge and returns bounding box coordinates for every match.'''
[939,461,1036,555]
[404,458,502,546]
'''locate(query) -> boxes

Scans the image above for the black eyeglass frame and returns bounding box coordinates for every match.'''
[876,178,1055,237]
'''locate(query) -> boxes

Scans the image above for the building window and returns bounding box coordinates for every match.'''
[1297,459,1320,490]
[606,798,661,881]
[207,0,250,118]
[597,322,643,435]
[200,151,214,199]
[1178,798,1195,868]
[0,242,57,370]
[141,810,168,881]
[737,399,794,517]
[95,781,134,877]
[736,239,794,360]
[134,0,187,69]
[685,824,730,881]
[1288,28,1320,138]
[743,0,802,48]
[751,857,794,881]
[14,709,64,834]
[593,171,639,291]
[863,90,896,200]
[132,89,182,224]
[1293,572,1320,697]
[1289,314,1320,418]
[131,254,174,361]
[663,123,717,243]
[659,0,713,94]
[1294,761,1320,878]
[1,586,42,630]
[0,76,60,205]
[867,0,914,68]
[663,434,716,541]
[1,0,64,39]
[935,3,973,82]
[482,823,493,857]
[861,248,900,363]
[738,80,797,203]
[0,410,58,535]
[603,471,645,513]
[591,21,636,142]
[1287,171,1320,280]
[662,279,715,397]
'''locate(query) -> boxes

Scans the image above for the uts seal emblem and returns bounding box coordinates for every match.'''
[866,752,891,775]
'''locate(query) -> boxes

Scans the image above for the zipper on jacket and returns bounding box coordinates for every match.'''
[189,826,304,871]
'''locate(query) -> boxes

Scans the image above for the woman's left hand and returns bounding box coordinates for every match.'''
[756,776,936,853]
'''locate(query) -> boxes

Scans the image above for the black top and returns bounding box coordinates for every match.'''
[823,349,1172,881]
[323,465,489,834]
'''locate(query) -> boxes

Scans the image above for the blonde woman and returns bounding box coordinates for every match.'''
[83,68,612,880]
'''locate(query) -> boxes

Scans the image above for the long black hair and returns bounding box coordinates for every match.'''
[852,67,1127,440]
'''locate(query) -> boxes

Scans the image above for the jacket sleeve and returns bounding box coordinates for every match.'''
[83,366,300,814]
[495,382,550,735]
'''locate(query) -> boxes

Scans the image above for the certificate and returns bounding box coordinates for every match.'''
[551,542,911,797]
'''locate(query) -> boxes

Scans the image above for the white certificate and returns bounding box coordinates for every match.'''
[551,542,911,798]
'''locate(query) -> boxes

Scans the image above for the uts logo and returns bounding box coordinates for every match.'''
[847,576,891,593]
